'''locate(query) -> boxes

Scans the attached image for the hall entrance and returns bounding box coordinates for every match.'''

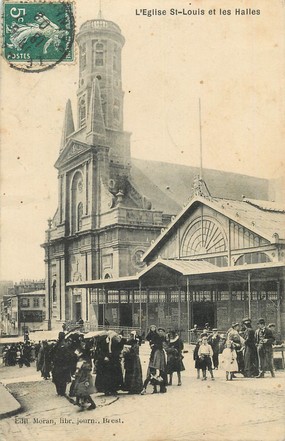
[192,302,216,329]
[119,304,132,327]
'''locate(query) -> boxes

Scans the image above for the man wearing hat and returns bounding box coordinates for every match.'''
[255,319,275,377]
[227,322,245,374]
[207,329,220,369]
[242,318,258,377]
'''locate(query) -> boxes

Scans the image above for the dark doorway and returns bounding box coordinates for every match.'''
[193,302,216,329]
[98,305,104,325]
[120,304,132,327]
[75,302,82,322]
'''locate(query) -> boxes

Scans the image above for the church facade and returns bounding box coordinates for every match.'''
[43,18,173,329]
[43,15,285,334]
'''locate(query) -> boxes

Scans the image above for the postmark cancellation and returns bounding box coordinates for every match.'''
[2,1,75,71]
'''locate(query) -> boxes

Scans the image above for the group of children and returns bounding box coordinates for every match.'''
[194,333,237,381]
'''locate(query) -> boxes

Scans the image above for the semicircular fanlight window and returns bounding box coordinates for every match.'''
[181,218,227,256]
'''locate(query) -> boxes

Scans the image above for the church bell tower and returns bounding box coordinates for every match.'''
[43,11,165,331]
[76,17,125,132]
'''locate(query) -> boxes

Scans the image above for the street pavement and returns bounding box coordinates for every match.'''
[0,344,284,441]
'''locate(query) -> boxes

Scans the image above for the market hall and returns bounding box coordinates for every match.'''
[67,188,285,340]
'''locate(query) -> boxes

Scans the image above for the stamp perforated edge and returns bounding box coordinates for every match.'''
[1,0,78,71]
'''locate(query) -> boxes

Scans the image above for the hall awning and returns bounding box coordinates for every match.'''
[67,259,285,289]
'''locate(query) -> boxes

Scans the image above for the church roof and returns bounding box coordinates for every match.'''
[131,158,269,214]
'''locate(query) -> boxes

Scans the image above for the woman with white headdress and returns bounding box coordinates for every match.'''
[94,331,125,396]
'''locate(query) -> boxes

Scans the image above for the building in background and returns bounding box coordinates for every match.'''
[43,13,285,332]
[0,281,13,304]
[0,281,46,336]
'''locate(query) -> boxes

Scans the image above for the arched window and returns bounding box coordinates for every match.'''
[79,98,86,127]
[70,171,84,234]
[77,202,83,231]
[95,43,104,66]
[181,218,227,257]
[235,252,271,266]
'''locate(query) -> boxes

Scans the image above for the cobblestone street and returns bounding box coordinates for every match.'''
[0,345,284,441]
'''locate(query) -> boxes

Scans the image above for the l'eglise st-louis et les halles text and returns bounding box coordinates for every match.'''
[135,8,261,17]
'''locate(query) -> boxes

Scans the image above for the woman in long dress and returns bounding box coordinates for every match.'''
[123,331,143,394]
[243,320,259,377]
[141,327,167,394]
[166,331,185,386]
[94,332,124,396]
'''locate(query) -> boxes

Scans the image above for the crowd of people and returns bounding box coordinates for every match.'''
[193,318,277,381]
[0,317,280,411]
[2,341,35,368]
[22,326,185,409]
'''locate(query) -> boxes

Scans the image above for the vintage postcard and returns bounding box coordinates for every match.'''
[0,0,284,441]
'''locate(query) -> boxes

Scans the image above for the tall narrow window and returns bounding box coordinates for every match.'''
[77,202,83,231]
[79,98,86,127]
[113,98,120,121]
[113,46,118,71]
[95,43,104,66]
[80,43,87,70]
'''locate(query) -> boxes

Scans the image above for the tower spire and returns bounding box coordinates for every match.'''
[86,78,106,145]
[60,99,75,152]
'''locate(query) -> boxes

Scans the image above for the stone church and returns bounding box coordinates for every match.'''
[43,14,284,331]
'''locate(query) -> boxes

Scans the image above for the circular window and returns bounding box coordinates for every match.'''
[132,250,145,268]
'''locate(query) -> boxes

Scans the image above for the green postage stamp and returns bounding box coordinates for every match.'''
[3,1,74,71]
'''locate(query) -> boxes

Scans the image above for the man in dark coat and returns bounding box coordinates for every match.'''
[207,329,220,369]
[255,318,275,378]
[51,332,77,396]
[242,319,259,377]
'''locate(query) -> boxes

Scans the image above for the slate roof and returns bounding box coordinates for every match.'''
[145,259,217,275]
[131,158,270,214]
[143,195,285,261]
[243,198,285,213]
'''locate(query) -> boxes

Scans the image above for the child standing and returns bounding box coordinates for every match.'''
[198,334,214,381]
[193,339,202,379]
[73,355,96,410]
[222,341,238,380]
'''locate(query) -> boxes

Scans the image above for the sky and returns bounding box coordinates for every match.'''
[1,0,284,282]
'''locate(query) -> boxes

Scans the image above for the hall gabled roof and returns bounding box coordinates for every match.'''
[143,195,285,261]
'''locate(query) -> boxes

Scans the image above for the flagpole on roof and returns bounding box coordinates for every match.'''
[199,98,203,180]
[98,0,103,19]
